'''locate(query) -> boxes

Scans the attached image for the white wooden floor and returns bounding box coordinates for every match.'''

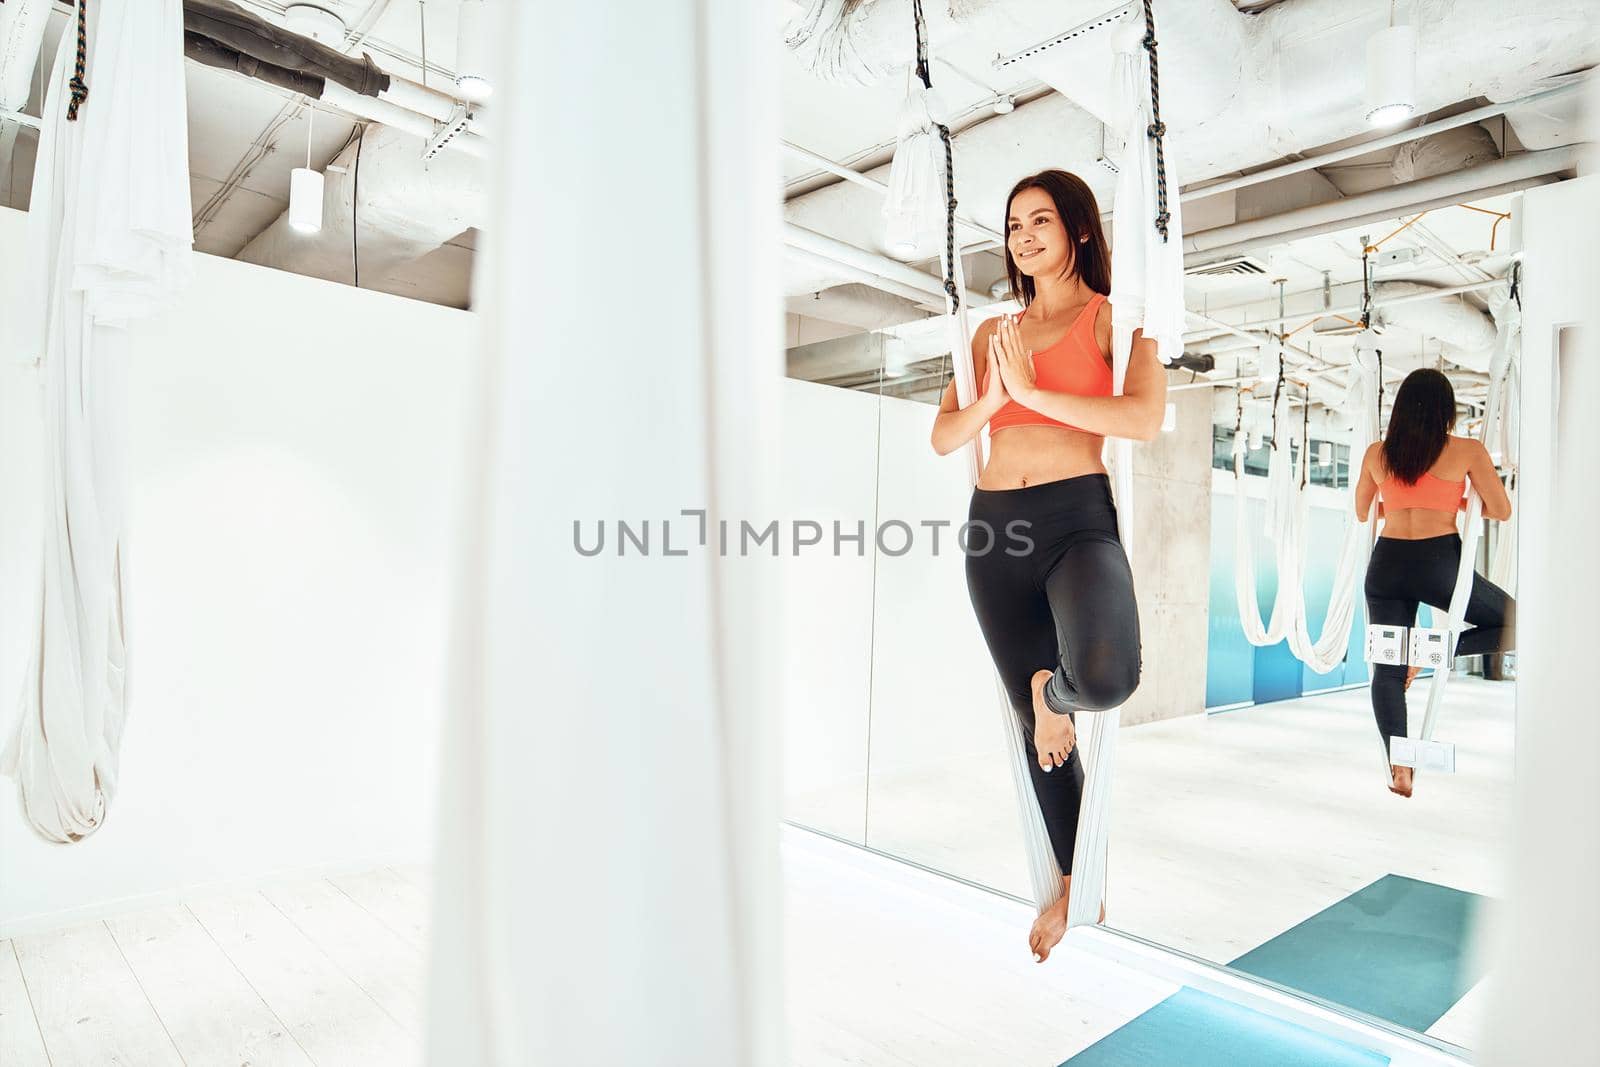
[1,839,1183,1067]
[3,683,1510,1064]
[0,866,431,1067]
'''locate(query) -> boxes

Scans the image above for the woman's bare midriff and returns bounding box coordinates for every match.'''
[1379,508,1462,540]
[977,425,1106,490]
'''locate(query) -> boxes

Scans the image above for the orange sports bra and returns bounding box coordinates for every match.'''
[1379,471,1466,512]
[987,292,1112,434]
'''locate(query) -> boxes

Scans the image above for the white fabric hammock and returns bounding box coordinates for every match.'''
[942,10,1182,923]
[1417,295,1521,743]
[1,3,192,842]
[1231,349,1380,675]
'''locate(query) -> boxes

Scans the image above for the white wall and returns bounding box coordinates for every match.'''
[1483,174,1600,1064]
[780,379,877,842]
[0,207,476,933]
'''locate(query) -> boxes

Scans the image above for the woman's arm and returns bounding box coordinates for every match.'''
[1466,439,1513,520]
[1354,441,1381,519]
[992,306,1165,441]
[930,318,1009,456]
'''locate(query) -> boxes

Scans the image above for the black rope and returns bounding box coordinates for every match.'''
[1509,259,1522,310]
[351,123,364,288]
[911,0,960,313]
[66,0,88,121]
[1376,348,1385,428]
[1141,0,1169,242]
[1301,389,1310,489]
[1270,357,1284,447]
[1359,247,1373,329]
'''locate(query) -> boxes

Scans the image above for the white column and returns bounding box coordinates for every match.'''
[426,3,782,1064]
[1482,173,1600,1063]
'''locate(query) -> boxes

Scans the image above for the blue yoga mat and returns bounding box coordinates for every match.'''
[1061,987,1390,1067]
[1228,874,1486,1032]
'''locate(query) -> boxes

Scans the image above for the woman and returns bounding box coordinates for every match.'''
[930,170,1165,962]
[1354,368,1515,799]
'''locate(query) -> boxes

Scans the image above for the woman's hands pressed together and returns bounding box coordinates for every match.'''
[991,313,1037,402]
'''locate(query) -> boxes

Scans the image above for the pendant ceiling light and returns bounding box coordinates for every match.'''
[1365,20,1417,128]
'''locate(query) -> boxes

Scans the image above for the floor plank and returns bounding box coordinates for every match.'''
[105,904,315,1067]
[0,941,51,1067]
[326,869,429,950]
[261,877,425,1033]
[186,890,420,1066]
[12,922,183,1067]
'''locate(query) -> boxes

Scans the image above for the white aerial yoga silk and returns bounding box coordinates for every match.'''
[426,4,779,1063]
[1,3,192,842]
[942,11,1181,924]
[1487,294,1521,593]
[1417,295,1521,743]
[1231,349,1381,673]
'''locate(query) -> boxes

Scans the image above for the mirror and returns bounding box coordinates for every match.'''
[778,188,1523,1056]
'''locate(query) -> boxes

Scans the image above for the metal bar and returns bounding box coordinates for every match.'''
[1180,80,1587,204]
[780,141,1006,245]
[784,245,948,313]
[1199,278,1509,336]
[992,2,1136,71]
[784,221,992,309]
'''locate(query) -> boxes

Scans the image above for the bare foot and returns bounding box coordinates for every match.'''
[1029,895,1068,963]
[1404,665,1422,691]
[1389,764,1414,798]
[1029,878,1107,962]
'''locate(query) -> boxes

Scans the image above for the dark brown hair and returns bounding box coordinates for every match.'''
[1382,368,1457,483]
[1002,170,1111,306]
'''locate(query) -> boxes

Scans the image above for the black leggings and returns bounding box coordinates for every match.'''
[964,473,1142,874]
[1364,534,1516,755]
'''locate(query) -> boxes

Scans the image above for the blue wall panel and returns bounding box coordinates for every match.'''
[1207,482,1367,708]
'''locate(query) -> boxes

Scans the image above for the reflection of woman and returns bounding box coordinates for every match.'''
[1354,368,1515,798]
[929,170,1166,962]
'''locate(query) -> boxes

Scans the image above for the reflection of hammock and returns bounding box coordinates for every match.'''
[1231,351,1380,675]
[941,5,1181,928]
[1233,294,1520,699]
[1414,297,1520,747]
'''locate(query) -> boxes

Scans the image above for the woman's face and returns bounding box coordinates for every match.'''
[1007,186,1073,280]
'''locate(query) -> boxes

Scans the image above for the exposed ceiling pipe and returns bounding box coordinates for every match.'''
[785,245,946,312]
[1190,277,1509,331]
[1183,146,1578,267]
[784,0,1599,291]
[321,80,486,157]
[184,0,486,153]
[785,221,992,309]
[1371,281,1497,372]
[781,139,1004,244]
[1181,80,1587,203]
[786,283,931,333]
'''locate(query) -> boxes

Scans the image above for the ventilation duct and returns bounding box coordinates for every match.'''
[783,0,1599,296]
[1370,280,1497,372]
[1391,124,1500,183]
[237,123,485,292]
[183,0,389,96]
[184,30,328,96]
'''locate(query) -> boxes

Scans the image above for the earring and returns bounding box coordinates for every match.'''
[1079,235,1089,244]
